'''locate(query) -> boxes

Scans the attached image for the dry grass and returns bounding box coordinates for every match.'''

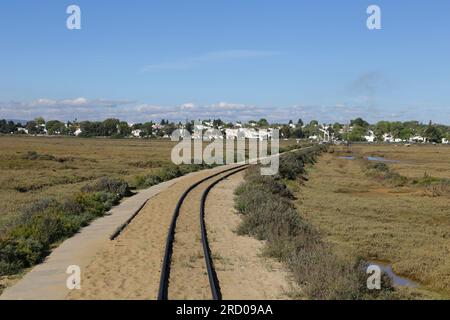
[0,135,298,224]
[297,144,450,299]
[0,136,180,224]
[0,135,300,293]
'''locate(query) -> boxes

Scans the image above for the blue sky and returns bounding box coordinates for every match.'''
[1,0,449,123]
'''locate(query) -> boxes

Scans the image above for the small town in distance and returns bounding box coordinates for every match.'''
[1,117,449,144]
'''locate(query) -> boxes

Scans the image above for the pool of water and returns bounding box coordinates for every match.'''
[367,156,400,163]
[369,261,419,288]
[337,155,400,163]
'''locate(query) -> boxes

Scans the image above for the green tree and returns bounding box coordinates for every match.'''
[424,121,444,143]
[293,127,303,138]
[350,117,369,128]
[140,122,154,138]
[46,120,66,135]
[102,118,120,136]
[117,121,132,137]
[26,121,43,134]
[257,118,269,127]
[34,117,46,126]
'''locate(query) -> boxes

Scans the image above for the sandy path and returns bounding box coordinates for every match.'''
[206,171,291,300]
[67,166,240,300]
[168,171,235,300]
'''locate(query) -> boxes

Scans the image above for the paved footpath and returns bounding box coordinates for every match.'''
[0,166,233,300]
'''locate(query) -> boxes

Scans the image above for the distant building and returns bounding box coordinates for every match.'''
[17,127,28,134]
[409,135,425,143]
[131,129,142,138]
[364,130,376,143]
[383,133,394,143]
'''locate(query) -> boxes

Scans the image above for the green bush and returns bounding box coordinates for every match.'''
[0,177,132,277]
[81,177,130,197]
[134,163,212,189]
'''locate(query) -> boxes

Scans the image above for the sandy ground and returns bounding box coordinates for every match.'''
[67,166,291,300]
[167,170,242,300]
[67,167,236,300]
[206,171,291,300]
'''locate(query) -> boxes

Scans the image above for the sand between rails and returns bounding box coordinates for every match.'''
[68,168,290,300]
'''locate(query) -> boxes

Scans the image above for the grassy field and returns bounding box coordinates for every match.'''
[0,135,299,293]
[0,136,180,224]
[0,135,297,224]
[297,144,450,298]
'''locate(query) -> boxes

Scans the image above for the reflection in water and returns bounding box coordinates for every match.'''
[369,262,419,288]
[337,155,400,163]
[367,156,400,163]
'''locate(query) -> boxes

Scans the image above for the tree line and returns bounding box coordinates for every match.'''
[1,117,449,143]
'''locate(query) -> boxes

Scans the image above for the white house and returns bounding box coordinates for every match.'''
[17,127,28,134]
[409,135,425,143]
[225,128,238,140]
[383,133,394,143]
[364,130,376,143]
[131,129,142,138]
[202,129,223,141]
[225,128,274,141]
[442,137,449,144]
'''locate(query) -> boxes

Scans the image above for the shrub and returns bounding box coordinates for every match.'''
[159,165,182,181]
[81,177,131,197]
[0,177,132,277]
[234,146,395,300]
[22,151,56,161]
[134,163,212,189]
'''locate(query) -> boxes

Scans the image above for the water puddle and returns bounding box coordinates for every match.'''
[337,156,355,160]
[337,155,400,163]
[369,261,419,288]
[367,156,400,163]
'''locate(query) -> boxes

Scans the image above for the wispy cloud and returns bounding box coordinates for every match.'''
[141,49,280,72]
[348,71,391,107]
[1,98,448,124]
[0,98,135,121]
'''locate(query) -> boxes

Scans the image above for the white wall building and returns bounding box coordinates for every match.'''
[409,135,426,143]
[364,130,376,143]
[383,133,394,143]
[131,129,142,138]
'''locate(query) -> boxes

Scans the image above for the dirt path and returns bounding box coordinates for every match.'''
[67,166,240,300]
[206,171,291,300]
[167,169,243,300]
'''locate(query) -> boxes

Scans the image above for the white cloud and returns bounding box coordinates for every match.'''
[1,98,448,124]
[142,50,280,72]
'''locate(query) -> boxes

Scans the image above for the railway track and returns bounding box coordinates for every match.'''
[157,164,249,300]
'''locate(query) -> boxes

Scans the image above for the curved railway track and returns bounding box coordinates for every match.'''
[157,164,249,300]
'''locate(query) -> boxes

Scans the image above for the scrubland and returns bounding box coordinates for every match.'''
[297,144,450,299]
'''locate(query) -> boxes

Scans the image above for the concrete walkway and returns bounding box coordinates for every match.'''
[0,166,235,300]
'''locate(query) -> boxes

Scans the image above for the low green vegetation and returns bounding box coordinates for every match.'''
[133,163,213,189]
[0,162,210,278]
[0,177,131,276]
[364,160,450,196]
[234,146,396,299]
